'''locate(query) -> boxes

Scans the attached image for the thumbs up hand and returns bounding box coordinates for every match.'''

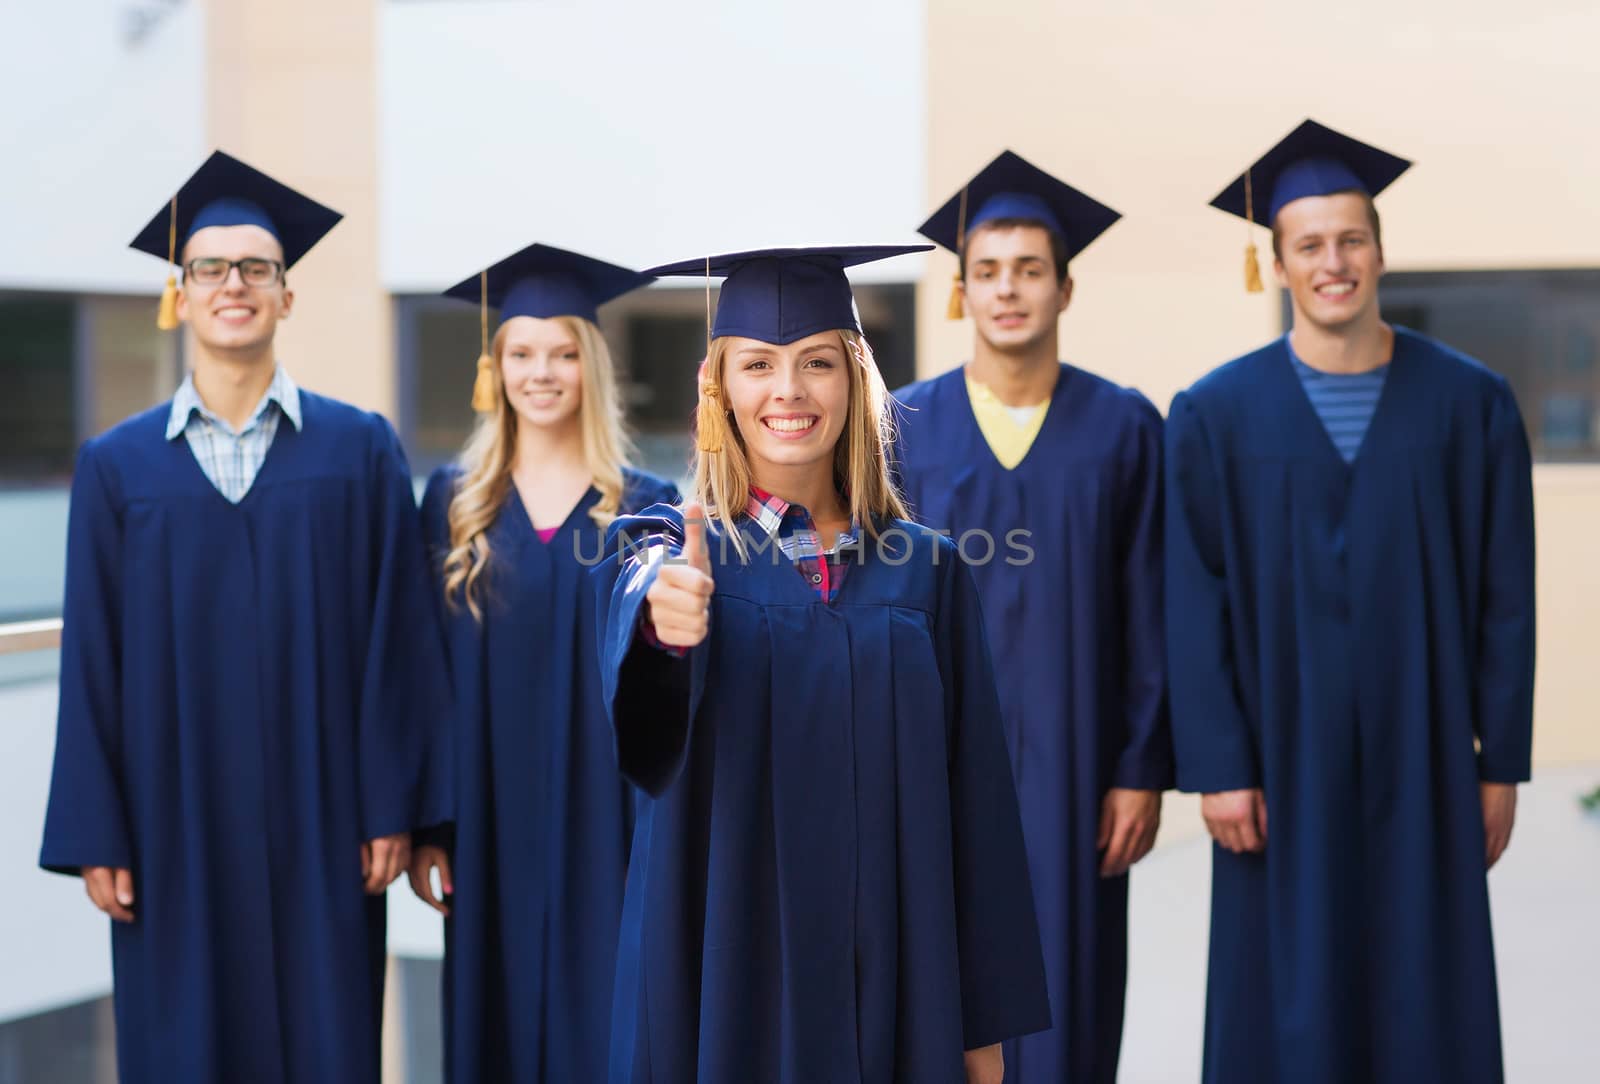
[645,502,716,648]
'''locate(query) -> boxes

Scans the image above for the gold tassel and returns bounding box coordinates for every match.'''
[156,195,179,330]
[156,274,180,330]
[470,270,497,413]
[696,381,723,454]
[1242,168,1264,294]
[471,353,497,413]
[695,257,722,452]
[945,273,965,319]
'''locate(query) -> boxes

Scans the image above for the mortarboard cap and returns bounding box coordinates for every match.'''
[644,245,929,346]
[129,150,343,329]
[919,150,1121,319]
[1209,119,1411,292]
[644,244,930,452]
[443,243,655,412]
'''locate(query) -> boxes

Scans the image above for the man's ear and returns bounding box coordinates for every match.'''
[1057,275,1074,314]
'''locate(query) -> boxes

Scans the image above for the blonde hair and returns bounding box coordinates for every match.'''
[692,328,908,556]
[443,315,634,619]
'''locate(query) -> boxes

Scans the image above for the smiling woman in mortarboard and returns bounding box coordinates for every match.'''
[592,245,1052,1084]
[405,243,678,1084]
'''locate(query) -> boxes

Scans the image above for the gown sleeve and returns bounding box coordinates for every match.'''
[354,418,453,840]
[594,504,697,797]
[1472,380,1536,784]
[937,545,1053,1049]
[1112,396,1174,791]
[1164,392,1259,794]
[409,467,460,852]
[39,442,133,876]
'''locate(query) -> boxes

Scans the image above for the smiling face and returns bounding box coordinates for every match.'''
[1273,191,1386,334]
[175,224,292,355]
[721,331,851,483]
[497,315,584,433]
[961,222,1073,354]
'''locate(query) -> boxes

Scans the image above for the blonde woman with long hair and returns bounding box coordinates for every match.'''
[592,246,1050,1084]
[408,244,677,1084]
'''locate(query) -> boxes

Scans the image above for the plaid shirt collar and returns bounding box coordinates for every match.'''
[166,366,302,440]
[744,487,860,603]
[744,487,860,549]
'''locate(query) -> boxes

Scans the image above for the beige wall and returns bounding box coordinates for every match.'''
[202,0,391,417]
[924,0,1599,765]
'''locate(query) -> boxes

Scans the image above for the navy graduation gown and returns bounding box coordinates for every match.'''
[1165,329,1535,1084]
[39,393,451,1084]
[420,466,679,1084]
[595,507,1052,1084]
[892,365,1171,1083]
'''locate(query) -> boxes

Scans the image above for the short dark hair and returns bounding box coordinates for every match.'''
[1271,190,1383,261]
[959,218,1070,285]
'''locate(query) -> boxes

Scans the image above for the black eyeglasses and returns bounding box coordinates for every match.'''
[183,257,285,288]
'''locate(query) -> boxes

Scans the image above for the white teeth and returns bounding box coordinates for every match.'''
[216,307,253,317]
[764,417,815,433]
[1318,283,1354,296]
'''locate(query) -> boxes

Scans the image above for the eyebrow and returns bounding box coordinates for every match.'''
[185,252,282,262]
[970,254,1048,265]
[1291,227,1371,243]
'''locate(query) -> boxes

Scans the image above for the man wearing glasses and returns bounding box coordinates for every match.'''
[38,152,449,1084]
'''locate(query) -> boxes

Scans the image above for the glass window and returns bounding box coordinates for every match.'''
[83,296,182,436]
[0,292,181,625]
[398,283,921,485]
[1283,270,1600,462]
[395,296,481,473]
[0,294,76,484]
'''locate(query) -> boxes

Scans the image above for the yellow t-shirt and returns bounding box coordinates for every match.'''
[965,372,1051,469]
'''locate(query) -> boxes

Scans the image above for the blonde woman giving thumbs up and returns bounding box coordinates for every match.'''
[593,247,1050,1084]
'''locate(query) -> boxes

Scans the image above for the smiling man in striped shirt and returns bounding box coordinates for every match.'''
[1166,120,1536,1084]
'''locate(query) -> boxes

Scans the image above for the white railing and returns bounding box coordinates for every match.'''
[0,619,62,656]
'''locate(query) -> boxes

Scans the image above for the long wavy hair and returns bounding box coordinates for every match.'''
[442,315,634,619]
[692,328,907,557]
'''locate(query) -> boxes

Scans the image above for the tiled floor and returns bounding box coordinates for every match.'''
[6,767,1595,1083]
[1119,763,1600,1082]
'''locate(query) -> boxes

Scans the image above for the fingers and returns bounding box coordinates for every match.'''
[1100,812,1139,877]
[83,866,110,912]
[647,533,715,647]
[1485,815,1513,870]
[114,868,136,910]
[363,841,384,894]
[1096,793,1114,851]
[365,836,408,894]
[646,576,712,647]
[408,847,452,916]
[1127,816,1160,868]
[1235,813,1263,854]
[1202,790,1267,855]
[681,501,709,574]
[390,837,412,887]
[83,866,136,923]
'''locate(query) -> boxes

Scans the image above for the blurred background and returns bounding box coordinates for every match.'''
[1,1,1596,1080]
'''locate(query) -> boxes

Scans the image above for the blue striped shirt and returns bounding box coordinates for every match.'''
[165,367,302,502]
[1288,340,1388,464]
